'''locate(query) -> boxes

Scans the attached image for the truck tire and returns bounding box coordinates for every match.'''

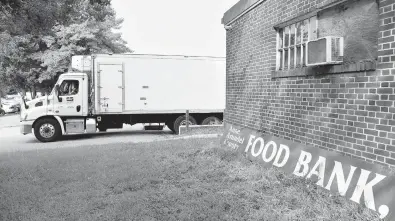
[201,116,222,125]
[0,109,5,116]
[173,115,197,135]
[34,118,61,142]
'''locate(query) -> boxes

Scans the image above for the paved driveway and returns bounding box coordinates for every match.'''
[0,113,20,129]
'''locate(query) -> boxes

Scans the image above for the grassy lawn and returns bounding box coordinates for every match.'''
[0,138,380,221]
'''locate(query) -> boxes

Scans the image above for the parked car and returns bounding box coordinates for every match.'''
[5,94,22,100]
[0,106,5,116]
[1,99,21,113]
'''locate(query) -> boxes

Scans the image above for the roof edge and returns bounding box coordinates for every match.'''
[221,0,265,25]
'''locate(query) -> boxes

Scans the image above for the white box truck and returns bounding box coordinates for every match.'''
[19,54,225,142]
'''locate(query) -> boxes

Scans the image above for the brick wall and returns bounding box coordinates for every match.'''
[225,0,395,167]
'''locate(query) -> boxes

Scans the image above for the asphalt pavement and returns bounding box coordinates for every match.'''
[0,113,20,129]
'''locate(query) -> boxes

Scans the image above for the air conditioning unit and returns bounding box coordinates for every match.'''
[306,36,344,66]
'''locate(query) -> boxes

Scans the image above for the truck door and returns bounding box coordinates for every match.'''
[98,64,124,113]
[55,78,84,116]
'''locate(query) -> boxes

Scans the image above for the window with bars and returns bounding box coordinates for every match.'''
[276,16,318,71]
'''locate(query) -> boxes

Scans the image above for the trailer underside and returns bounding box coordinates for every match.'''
[95,112,223,127]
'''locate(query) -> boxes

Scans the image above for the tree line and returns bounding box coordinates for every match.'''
[0,0,131,98]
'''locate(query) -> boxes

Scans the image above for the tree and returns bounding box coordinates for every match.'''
[0,0,131,95]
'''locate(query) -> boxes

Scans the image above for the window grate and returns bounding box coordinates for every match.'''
[276,16,318,71]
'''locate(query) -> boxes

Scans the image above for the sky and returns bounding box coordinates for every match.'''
[111,0,239,57]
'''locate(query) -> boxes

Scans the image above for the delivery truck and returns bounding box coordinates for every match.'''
[19,54,225,142]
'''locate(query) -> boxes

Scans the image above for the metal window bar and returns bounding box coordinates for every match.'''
[282,27,286,70]
[276,31,282,70]
[276,16,317,70]
[287,27,291,70]
[291,24,297,68]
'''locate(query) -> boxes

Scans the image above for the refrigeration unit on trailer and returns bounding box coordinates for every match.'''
[19,54,226,142]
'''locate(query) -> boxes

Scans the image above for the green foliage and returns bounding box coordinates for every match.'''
[0,0,131,93]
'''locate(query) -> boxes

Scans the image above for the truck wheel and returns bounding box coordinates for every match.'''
[34,118,61,142]
[173,115,197,135]
[201,116,222,125]
[0,110,5,116]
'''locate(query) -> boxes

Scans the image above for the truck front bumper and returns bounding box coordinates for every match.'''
[20,121,33,135]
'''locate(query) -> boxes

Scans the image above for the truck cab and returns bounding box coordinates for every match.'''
[51,73,89,117]
[20,72,91,142]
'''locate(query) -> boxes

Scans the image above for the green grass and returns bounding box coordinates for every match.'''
[0,138,381,221]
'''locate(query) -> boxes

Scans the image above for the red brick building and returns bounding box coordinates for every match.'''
[222,0,395,166]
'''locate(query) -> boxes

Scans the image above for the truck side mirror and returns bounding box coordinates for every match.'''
[54,85,62,102]
[21,96,29,109]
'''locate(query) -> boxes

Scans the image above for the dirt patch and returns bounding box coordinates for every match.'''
[0,138,381,221]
